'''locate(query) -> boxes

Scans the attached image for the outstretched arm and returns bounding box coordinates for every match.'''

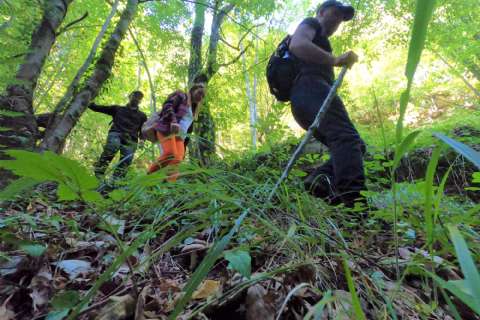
[88,103,118,116]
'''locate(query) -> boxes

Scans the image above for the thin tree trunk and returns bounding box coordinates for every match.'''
[40,0,139,153]
[206,3,234,79]
[45,0,120,133]
[193,2,234,165]
[431,49,480,98]
[129,28,157,113]
[251,39,258,149]
[188,1,206,85]
[0,0,72,188]
[34,61,67,111]
[241,40,257,150]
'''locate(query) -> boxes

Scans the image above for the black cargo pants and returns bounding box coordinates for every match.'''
[290,74,366,206]
[94,131,137,179]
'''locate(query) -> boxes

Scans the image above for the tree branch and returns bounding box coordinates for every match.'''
[218,42,252,68]
[219,36,239,50]
[128,27,157,113]
[56,11,89,36]
[220,22,264,51]
[140,0,266,43]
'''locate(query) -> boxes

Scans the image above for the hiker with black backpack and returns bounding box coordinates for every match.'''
[267,1,366,207]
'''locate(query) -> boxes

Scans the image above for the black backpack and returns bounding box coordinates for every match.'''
[266,35,299,102]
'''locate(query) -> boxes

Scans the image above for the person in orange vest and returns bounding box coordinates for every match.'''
[148,74,208,181]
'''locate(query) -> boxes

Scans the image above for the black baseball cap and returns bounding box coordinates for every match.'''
[318,1,355,21]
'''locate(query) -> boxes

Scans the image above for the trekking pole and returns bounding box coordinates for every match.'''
[268,66,349,202]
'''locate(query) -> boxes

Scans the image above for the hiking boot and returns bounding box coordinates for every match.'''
[304,172,335,199]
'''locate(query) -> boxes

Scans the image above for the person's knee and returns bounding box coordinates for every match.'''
[330,133,361,146]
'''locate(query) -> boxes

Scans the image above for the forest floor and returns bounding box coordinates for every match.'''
[0,131,479,320]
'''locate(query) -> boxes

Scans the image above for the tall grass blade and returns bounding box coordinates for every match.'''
[67,230,154,320]
[393,130,421,171]
[434,133,480,169]
[303,291,334,320]
[169,210,249,319]
[343,259,367,320]
[396,0,437,142]
[447,225,480,302]
[430,274,480,315]
[434,165,453,223]
[424,146,441,248]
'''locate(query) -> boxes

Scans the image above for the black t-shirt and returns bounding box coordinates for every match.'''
[89,103,147,141]
[297,17,335,84]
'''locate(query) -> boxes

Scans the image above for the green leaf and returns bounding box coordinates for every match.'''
[52,291,80,310]
[108,189,128,201]
[0,109,24,117]
[82,190,104,203]
[405,0,437,80]
[473,172,480,184]
[0,177,37,201]
[0,150,99,202]
[434,165,453,223]
[447,225,480,305]
[224,249,251,279]
[392,130,421,170]
[396,0,436,142]
[169,210,249,320]
[46,309,70,320]
[430,274,480,315]
[20,243,46,257]
[57,184,78,201]
[343,259,367,320]
[303,291,334,320]
[424,146,441,247]
[434,133,480,169]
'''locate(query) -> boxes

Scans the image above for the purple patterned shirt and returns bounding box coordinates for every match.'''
[154,91,190,134]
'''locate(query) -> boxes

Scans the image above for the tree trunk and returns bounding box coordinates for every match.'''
[192,2,234,164]
[40,0,139,153]
[46,0,120,130]
[0,0,72,188]
[252,40,258,149]
[188,1,206,85]
[206,3,234,79]
[431,49,480,98]
[129,28,157,113]
[241,41,258,150]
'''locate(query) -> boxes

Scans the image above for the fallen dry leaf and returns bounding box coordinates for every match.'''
[0,256,23,277]
[245,284,275,320]
[158,278,182,293]
[103,215,126,235]
[331,290,354,320]
[135,285,150,320]
[53,260,94,280]
[192,280,221,300]
[95,294,136,320]
[0,295,15,320]
[29,269,53,313]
